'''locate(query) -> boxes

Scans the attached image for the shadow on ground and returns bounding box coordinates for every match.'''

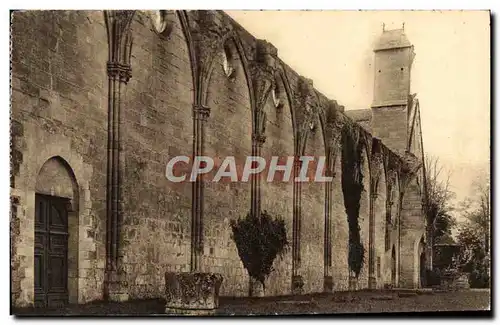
[12,289,491,316]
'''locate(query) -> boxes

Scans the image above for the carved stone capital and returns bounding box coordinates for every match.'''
[254,107,267,140]
[250,39,279,113]
[294,158,304,170]
[325,169,336,178]
[401,151,422,182]
[107,62,132,83]
[105,10,135,80]
[371,151,383,167]
[361,132,372,159]
[190,11,234,79]
[193,104,211,121]
[251,66,275,111]
[294,79,318,153]
[325,100,343,130]
[252,133,266,145]
[255,39,278,66]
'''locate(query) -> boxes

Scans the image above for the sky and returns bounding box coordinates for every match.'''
[226,10,490,206]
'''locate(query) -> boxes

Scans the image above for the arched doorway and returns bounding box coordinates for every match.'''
[391,245,396,287]
[34,157,79,308]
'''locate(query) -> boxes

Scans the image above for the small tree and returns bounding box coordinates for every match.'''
[423,155,456,245]
[230,211,289,292]
[456,171,491,288]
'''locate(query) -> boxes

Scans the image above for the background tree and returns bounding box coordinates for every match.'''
[423,155,456,247]
[456,171,490,288]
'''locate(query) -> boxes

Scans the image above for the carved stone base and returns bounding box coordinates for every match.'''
[108,292,129,302]
[249,277,264,297]
[323,276,333,292]
[368,276,377,290]
[291,275,304,295]
[164,272,223,315]
[348,276,358,291]
[106,270,129,302]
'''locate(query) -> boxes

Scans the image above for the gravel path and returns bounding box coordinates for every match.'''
[12,289,491,316]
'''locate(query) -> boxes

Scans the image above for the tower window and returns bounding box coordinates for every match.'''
[401,67,404,71]
[378,70,381,73]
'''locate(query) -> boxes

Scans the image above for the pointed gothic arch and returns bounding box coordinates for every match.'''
[34,156,80,307]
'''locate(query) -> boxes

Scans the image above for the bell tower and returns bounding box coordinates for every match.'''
[370,24,416,154]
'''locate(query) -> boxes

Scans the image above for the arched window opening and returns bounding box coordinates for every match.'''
[149,10,173,37]
[309,121,316,132]
[272,86,282,109]
[222,44,235,78]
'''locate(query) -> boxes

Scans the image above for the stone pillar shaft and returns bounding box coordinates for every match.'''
[368,192,377,289]
[103,10,135,301]
[191,105,210,272]
[292,158,303,276]
[323,168,334,292]
[250,134,265,219]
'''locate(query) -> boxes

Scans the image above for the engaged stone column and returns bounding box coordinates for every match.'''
[103,10,135,302]
[323,168,334,292]
[291,158,304,295]
[191,104,210,271]
[166,12,226,314]
[368,192,378,290]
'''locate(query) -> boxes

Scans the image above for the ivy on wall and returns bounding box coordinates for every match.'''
[340,123,366,278]
[230,211,289,290]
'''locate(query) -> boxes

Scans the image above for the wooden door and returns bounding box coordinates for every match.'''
[34,194,69,308]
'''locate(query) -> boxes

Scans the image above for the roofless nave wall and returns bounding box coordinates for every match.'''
[10,10,428,307]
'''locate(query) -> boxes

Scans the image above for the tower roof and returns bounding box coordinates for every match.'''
[374,28,412,51]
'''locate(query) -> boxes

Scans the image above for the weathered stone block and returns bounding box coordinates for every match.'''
[349,275,358,291]
[164,272,223,315]
[291,275,304,295]
[323,275,333,292]
[249,277,264,297]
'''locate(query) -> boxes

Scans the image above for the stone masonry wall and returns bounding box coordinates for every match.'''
[399,176,425,288]
[202,39,252,297]
[10,9,426,305]
[119,11,194,299]
[373,169,387,288]
[260,78,294,296]
[372,47,413,107]
[300,114,326,294]
[331,150,349,291]
[10,10,108,306]
[371,105,408,155]
[357,150,370,289]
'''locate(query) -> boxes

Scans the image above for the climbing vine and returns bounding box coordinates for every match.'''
[341,123,366,278]
[230,211,289,290]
